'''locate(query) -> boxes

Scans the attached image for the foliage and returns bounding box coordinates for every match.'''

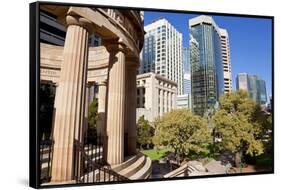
[255,154,273,166]
[212,90,267,166]
[137,115,154,149]
[153,109,211,163]
[86,97,98,143]
[142,149,170,161]
[88,97,98,128]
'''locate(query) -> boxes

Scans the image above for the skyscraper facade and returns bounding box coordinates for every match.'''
[141,17,183,95]
[236,73,250,91]
[236,73,267,105]
[183,47,191,95]
[40,9,101,47]
[257,79,267,105]
[219,28,232,93]
[189,15,224,116]
[248,75,259,102]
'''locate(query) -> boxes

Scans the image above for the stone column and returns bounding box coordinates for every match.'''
[51,14,91,183]
[88,83,95,103]
[50,83,59,138]
[172,92,176,109]
[104,40,127,165]
[160,89,163,116]
[168,91,171,112]
[164,90,167,113]
[96,81,107,140]
[125,58,139,155]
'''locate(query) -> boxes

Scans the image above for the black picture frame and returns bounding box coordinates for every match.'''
[30,1,274,189]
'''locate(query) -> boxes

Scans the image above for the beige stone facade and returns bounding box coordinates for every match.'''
[136,72,177,122]
[40,5,151,183]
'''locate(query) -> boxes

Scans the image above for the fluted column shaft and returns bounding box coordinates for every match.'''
[105,42,126,165]
[168,91,172,112]
[126,60,138,155]
[51,14,91,182]
[160,89,163,116]
[164,90,167,113]
[172,93,176,109]
[83,83,91,142]
[96,81,107,139]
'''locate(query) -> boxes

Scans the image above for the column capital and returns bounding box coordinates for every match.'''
[97,80,107,86]
[103,38,128,54]
[86,82,94,88]
[66,14,92,33]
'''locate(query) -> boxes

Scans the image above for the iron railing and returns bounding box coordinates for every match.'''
[74,138,129,183]
[40,139,54,184]
[39,136,128,184]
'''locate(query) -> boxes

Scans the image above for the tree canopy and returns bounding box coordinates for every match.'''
[88,97,98,128]
[86,97,98,143]
[212,90,265,165]
[137,115,154,149]
[153,109,211,162]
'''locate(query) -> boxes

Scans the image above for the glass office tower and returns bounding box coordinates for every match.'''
[249,75,267,105]
[183,47,191,95]
[189,15,224,116]
[236,73,267,105]
[257,79,267,105]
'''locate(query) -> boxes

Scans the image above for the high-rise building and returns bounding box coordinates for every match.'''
[189,15,224,116]
[176,94,192,110]
[219,28,232,93]
[236,73,267,105]
[40,9,101,47]
[183,47,191,95]
[257,79,267,105]
[236,73,250,91]
[248,75,259,103]
[141,17,183,95]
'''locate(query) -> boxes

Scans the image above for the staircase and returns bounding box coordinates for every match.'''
[164,161,210,178]
[112,153,152,180]
[81,152,152,182]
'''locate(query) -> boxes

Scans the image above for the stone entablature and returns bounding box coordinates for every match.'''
[41,5,144,57]
[40,43,109,84]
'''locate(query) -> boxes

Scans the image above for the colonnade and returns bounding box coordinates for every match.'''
[50,12,139,183]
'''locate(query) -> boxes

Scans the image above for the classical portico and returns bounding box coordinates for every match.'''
[40,5,151,184]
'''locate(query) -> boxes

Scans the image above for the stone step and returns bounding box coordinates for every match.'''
[163,163,188,178]
[112,153,141,172]
[118,155,146,178]
[130,156,152,180]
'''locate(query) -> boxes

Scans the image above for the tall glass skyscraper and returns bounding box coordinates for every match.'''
[189,15,224,116]
[257,79,267,105]
[183,47,191,95]
[236,73,250,91]
[236,73,267,105]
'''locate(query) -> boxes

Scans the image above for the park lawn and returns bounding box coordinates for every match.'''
[142,149,170,161]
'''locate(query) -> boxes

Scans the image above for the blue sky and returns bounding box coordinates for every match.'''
[144,11,273,99]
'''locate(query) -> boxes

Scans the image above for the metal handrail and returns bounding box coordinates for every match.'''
[74,139,129,182]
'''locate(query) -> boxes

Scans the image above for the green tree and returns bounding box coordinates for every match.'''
[212,90,264,167]
[153,109,211,163]
[86,97,98,143]
[88,97,98,128]
[137,115,154,150]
